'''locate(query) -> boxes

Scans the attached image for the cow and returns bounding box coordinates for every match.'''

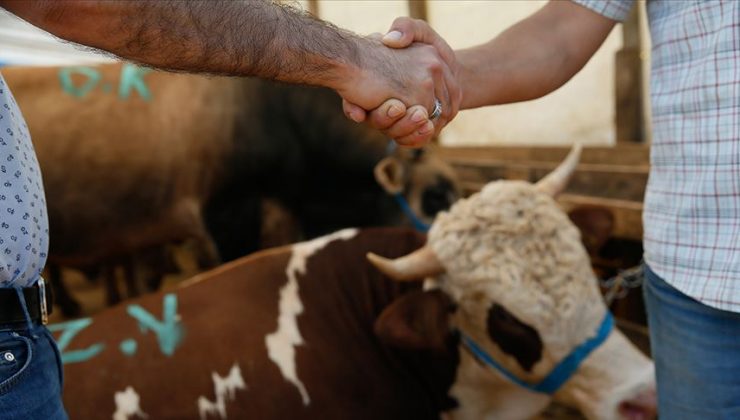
[2,63,460,316]
[52,148,655,420]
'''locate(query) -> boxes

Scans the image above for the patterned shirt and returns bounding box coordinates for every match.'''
[0,72,49,288]
[573,0,740,312]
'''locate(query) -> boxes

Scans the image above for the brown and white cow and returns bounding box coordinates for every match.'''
[3,63,460,315]
[368,146,656,419]
[53,148,654,419]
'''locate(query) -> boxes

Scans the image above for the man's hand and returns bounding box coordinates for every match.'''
[335,35,453,145]
[343,18,462,147]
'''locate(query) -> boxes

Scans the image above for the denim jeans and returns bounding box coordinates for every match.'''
[643,264,740,419]
[0,291,67,419]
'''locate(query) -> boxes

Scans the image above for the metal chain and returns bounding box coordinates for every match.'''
[601,262,645,306]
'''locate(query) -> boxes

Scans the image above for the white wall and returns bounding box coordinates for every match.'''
[0,10,111,66]
[316,0,407,36]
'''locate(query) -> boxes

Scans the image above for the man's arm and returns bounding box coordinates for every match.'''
[352,1,617,138]
[453,1,617,108]
[0,0,451,129]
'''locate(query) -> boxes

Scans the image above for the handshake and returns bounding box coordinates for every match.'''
[336,17,463,148]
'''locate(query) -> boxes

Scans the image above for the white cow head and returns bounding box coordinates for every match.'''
[369,145,656,420]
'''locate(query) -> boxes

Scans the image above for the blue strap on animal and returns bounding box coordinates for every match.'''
[460,311,614,394]
[393,193,431,233]
[385,140,431,233]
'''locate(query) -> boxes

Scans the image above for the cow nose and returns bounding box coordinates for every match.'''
[618,388,657,420]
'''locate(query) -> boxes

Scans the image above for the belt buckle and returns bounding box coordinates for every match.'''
[38,277,49,325]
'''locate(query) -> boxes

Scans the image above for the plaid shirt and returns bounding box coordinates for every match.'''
[573,0,740,312]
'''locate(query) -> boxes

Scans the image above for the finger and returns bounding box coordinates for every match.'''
[382,17,417,48]
[394,119,435,147]
[431,63,450,123]
[366,99,407,130]
[438,61,460,123]
[342,99,367,123]
[380,105,429,139]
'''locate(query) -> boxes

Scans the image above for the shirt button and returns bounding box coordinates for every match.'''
[3,352,14,362]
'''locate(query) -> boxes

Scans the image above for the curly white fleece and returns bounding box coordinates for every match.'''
[428,180,606,378]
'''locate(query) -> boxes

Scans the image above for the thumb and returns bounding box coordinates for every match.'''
[381,17,416,48]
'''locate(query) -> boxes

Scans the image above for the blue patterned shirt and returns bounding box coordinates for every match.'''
[0,72,49,288]
[573,0,740,312]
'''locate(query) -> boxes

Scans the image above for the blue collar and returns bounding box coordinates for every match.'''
[393,193,430,233]
[385,140,430,233]
[460,311,614,395]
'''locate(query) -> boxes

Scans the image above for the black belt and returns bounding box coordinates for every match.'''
[0,279,53,325]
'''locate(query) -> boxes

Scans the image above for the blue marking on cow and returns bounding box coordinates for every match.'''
[118,64,152,101]
[119,339,138,356]
[47,318,105,364]
[126,293,183,356]
[49,294,182,364]
[58,67,101,98]
[57,63,152,100]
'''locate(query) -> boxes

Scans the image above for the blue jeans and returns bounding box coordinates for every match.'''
[643,265,740,419]
[0,291,67,419]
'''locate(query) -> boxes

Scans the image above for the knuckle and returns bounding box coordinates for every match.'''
[394,16,412,28]
[420,44,436,54]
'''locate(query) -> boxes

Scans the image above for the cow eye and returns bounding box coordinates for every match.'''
[486,304,543,372]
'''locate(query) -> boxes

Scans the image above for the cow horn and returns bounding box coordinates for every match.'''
[367,246,444,281]
[535,143,582,196]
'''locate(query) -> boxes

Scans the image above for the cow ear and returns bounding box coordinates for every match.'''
[375,289,453,351]
[374,156,405,195]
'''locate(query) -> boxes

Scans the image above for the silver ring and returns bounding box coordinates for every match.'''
[429,98,442,120]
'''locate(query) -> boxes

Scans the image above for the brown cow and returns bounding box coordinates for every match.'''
[3,63,460,316]
[53,228,456,420]
[53,150,655,420]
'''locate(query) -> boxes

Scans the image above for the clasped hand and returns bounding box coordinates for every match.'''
[339,18,461,147]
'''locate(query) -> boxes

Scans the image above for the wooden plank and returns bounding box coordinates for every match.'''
[448,161,648,201]
[615,5,645,143]
[616,48,644,143]
[306,0,319,16]
[407,0,428,21]
[438,145,648,239]
[436,144,650,166]
[455,183,644,240]
[558,195,643,241]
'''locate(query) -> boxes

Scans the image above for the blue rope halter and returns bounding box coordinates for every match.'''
[393,193,430,233]
[460,311,614,394]
[385,140,431,233]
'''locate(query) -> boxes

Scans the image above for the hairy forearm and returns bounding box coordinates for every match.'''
[1,0,372,89]
[456,1,616,109]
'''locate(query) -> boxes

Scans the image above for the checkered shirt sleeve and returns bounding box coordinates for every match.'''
[570,0,635,22]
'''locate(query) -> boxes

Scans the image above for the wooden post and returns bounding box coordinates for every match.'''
[615,4,645,143]
[307,0,319,17]
[407,0,428,21]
